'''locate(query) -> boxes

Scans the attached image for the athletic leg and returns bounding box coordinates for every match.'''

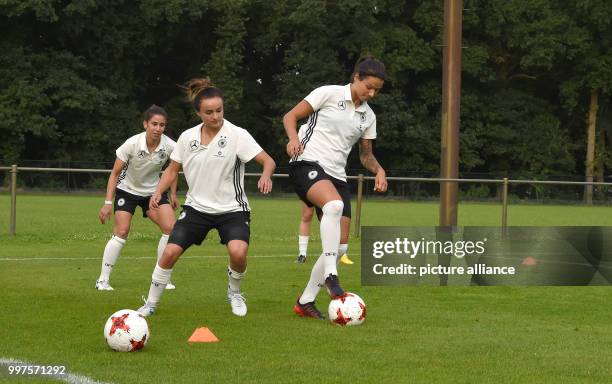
[96,211,132,290]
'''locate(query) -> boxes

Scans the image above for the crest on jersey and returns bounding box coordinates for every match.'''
[137,150,146,159]
[117,198,125,207]
[359,112,366,123]
[158,149,167,159]
[189,140,199,151]
[308,170,318,180]
[218,137,227,148]
[337,100,346,110]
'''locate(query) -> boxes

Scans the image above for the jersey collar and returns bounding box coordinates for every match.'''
[138,132,164,154]
[344,83,368,112]
[191,120,228,148]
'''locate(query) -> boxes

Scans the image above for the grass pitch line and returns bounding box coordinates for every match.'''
[0,357,112,384]
[0,254,300,261]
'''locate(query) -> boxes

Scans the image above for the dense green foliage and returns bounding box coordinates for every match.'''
[1,1,612,179]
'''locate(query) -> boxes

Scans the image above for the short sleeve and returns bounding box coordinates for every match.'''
[165,137,177,156]
[170,133,186,164]
[236,129,263,163]
[361,114,377,140]
[303,86,332,111]
[115,140,131,162]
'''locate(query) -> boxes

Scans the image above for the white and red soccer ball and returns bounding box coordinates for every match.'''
[104,309,149,352]
[328,292,366,326]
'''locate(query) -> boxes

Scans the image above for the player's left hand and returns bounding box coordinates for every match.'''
[258,176,273,194]
[149,191,162,210]
[170,193,179,210]
[374,169,387,193]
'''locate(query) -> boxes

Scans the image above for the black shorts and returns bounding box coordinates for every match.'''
[114,188,169,218]
[168,205,251,250]
[289,161,351,219]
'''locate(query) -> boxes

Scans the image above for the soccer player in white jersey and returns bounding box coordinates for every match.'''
[284,57,388,319]
[96,105,178,291]
[138,78,275,317]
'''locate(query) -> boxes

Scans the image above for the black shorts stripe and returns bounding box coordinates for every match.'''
[233,158,248,211]
[291,110,318,162]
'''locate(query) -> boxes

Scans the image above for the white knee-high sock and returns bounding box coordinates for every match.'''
[319,200,343,278]
[157,234,170,263]
[145,264,173,306]
[298,235,309,256]
[98,235,126,282]
[299,243,348,305]
[227,266,246,293]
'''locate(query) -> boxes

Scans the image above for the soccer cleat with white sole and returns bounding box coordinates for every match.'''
[137,297,156,317]
[227,290,247,317]
[95,280,114,291]
[165,282,176,290]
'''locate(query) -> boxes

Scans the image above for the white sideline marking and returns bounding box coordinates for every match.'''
[0,357,112,384]
[0,254,297,261]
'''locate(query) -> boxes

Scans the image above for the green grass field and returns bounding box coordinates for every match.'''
[1,194,612,383]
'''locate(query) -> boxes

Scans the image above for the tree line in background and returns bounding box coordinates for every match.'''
[1,1,612,197]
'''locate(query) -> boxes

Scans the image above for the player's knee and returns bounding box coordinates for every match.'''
[160,223,174,235]
[302,209,314,222]
[322,200,343,217]
[227,240,248,259]
[113,228,129,239]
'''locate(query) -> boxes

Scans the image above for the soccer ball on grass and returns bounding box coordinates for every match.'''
[328,292,366,326]
[104,309,149,351]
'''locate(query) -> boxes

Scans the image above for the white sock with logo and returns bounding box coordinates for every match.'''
[227,266,245,293]
[146,264,173,306]
[98,235,126,282]
[299,243,348,305]
[319,200,343,277]
[298,235,309,256]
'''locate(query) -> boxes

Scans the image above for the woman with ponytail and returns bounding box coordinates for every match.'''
[284,57,388,319]
[138,78,275,317]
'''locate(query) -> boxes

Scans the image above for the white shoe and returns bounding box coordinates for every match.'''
[137,297,156,317]
[227,290,247,317]
[165,282,176,290]
[95,280,114,291]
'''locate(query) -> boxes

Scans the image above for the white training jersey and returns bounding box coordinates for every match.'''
[115,132,176,196]
[171,119,263,214]
[290,83,377,181]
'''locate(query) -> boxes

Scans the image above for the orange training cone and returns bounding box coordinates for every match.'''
[188,327,220,343]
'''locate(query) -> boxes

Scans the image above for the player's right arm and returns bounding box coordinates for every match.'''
[99,158,125,224]
[150,160,181,209]
[283,100,313,157]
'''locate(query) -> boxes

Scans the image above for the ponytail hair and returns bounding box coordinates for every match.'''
[352,56,386,81]
[183,77,224,111]
[143,104,168,121]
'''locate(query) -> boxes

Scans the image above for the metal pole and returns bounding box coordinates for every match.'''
[501,178,508,229]
[439,0,463,229]
[10,164,17,236]
[354,174,364,237]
